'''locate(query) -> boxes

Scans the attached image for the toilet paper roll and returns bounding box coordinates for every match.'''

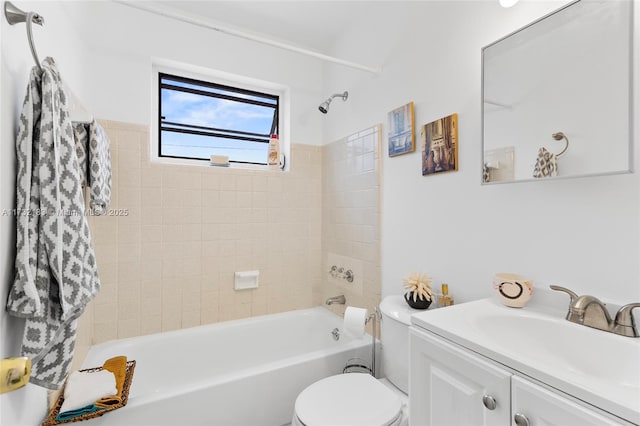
[343,306,368,338]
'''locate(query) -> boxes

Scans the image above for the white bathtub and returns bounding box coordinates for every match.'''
[80,307,371,426]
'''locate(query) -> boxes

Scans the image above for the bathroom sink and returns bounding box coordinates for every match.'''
[475,314,639,387]
[411,297,640,424]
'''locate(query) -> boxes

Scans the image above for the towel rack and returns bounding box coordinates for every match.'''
[4,3,93,124]
[551,132,569,157]
[4,1,44,72]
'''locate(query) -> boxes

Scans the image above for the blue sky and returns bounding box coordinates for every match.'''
[160,79,277,163]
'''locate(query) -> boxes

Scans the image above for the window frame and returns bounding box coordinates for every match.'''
[158,72,279,166]
[151,61,289,171]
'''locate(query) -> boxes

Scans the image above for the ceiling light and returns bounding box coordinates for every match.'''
[500,0,520,7]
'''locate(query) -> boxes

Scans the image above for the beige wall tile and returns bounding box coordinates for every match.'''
[236,175,253,192]
[94,322,118,344]
[201,308,219,325]
[118,318,141,339]
[317,125,382,319]
[161,313,181,332]
[142,188,162,207]
[141,225,162,243]
[82,122,329,352]
[141,167,162,188]
[94,303,118,323]
[182,311,201,328]
[140,315,162,335]
[141,206,163,225]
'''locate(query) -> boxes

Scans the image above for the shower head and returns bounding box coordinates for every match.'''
[318,100,331,114]
[318,91,348,114]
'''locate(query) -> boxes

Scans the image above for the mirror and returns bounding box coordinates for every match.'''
[482,0,633,184]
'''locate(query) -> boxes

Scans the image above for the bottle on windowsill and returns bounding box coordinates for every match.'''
[438,283,454,307]
[268,134,280,168]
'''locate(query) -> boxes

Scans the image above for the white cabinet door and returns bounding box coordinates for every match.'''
[511,376,627,426]
[409,328,511,426]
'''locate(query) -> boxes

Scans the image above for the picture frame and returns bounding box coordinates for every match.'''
[421,113,458,176]
[387,102,415,157]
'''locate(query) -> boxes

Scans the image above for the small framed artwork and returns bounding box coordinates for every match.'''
[421,113,458,176]
[387,102,415,157]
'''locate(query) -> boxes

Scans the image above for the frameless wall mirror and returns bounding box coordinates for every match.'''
[482,0,633,184]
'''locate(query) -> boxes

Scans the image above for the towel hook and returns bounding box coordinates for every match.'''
[551,132,569,157]
[4,2,44,72]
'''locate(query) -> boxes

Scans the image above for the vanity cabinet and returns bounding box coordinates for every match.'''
[409,328,629,426]
[511,375,624,425]
[410,328,511,425]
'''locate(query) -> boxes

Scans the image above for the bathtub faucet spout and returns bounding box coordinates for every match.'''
[326,295,346,305]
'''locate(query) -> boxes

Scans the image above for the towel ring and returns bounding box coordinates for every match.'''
[552,132,569,157]
[4,2,44,72]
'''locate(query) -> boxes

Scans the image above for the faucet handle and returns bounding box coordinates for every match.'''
[549,285,579,303]
[613,303,640,337]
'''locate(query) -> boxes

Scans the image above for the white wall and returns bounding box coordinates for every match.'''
[1,2,91,424]
[322,1,639,304]
[58,1,325,145]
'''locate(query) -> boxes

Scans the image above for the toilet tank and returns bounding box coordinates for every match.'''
[379,295,414,394]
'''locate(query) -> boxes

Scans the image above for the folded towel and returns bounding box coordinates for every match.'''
[73,119,112,215]
[55,403,101,422]
[95,356,127,407]
[533,147,558,178]
[59,370,117,414]
[73,124,90,187]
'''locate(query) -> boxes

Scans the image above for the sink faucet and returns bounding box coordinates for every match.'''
[550,285,640,337]
[326,295,346,305]
[613,303,640,337]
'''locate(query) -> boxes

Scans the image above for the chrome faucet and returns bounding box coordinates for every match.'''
[325,295,346,305]
[550,285,640,337]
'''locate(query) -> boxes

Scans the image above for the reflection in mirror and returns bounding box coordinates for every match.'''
[482,0,633,184]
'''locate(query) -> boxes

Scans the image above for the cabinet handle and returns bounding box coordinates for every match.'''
[482,395,497,410]
[514,413,530,426]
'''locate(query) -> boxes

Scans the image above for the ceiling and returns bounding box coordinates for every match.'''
[159,1,374,52]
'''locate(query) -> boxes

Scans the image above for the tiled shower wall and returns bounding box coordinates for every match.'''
[317,125,382,323]
[86,120,321,343]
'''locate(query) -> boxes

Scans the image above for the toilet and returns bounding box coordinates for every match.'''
[292,295,413,426]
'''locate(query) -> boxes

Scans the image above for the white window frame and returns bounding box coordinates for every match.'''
[151,59,290,171]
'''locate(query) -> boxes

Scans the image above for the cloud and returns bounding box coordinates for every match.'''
[162,89,274,133]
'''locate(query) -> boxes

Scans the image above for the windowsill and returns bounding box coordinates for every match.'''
[150,156,286,172]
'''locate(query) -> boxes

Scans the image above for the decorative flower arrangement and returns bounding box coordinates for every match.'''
[403,272,434,309]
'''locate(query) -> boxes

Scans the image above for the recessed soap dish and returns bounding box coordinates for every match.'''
[235,270,259,290]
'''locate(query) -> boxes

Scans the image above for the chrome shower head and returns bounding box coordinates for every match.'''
[318,91,348,114]
[319,100,331,114]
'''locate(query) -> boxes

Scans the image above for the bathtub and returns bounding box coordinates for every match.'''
[80,307,372,426]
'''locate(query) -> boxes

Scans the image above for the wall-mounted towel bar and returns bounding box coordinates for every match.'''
[4,2,44,72]
[551,132,569,157]
[4,2,94,124]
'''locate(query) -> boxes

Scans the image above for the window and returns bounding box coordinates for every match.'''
[158,72,279,165]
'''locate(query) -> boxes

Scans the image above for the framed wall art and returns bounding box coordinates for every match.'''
[421,113,458,176]
[387,102,415,157]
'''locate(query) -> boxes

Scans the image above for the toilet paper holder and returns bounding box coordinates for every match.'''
[343,308,381,377]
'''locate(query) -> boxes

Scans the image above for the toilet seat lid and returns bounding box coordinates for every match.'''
[295,373,402,426]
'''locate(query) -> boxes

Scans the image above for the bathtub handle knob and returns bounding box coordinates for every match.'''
[344,270,354,283]
[331,328,340,341]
